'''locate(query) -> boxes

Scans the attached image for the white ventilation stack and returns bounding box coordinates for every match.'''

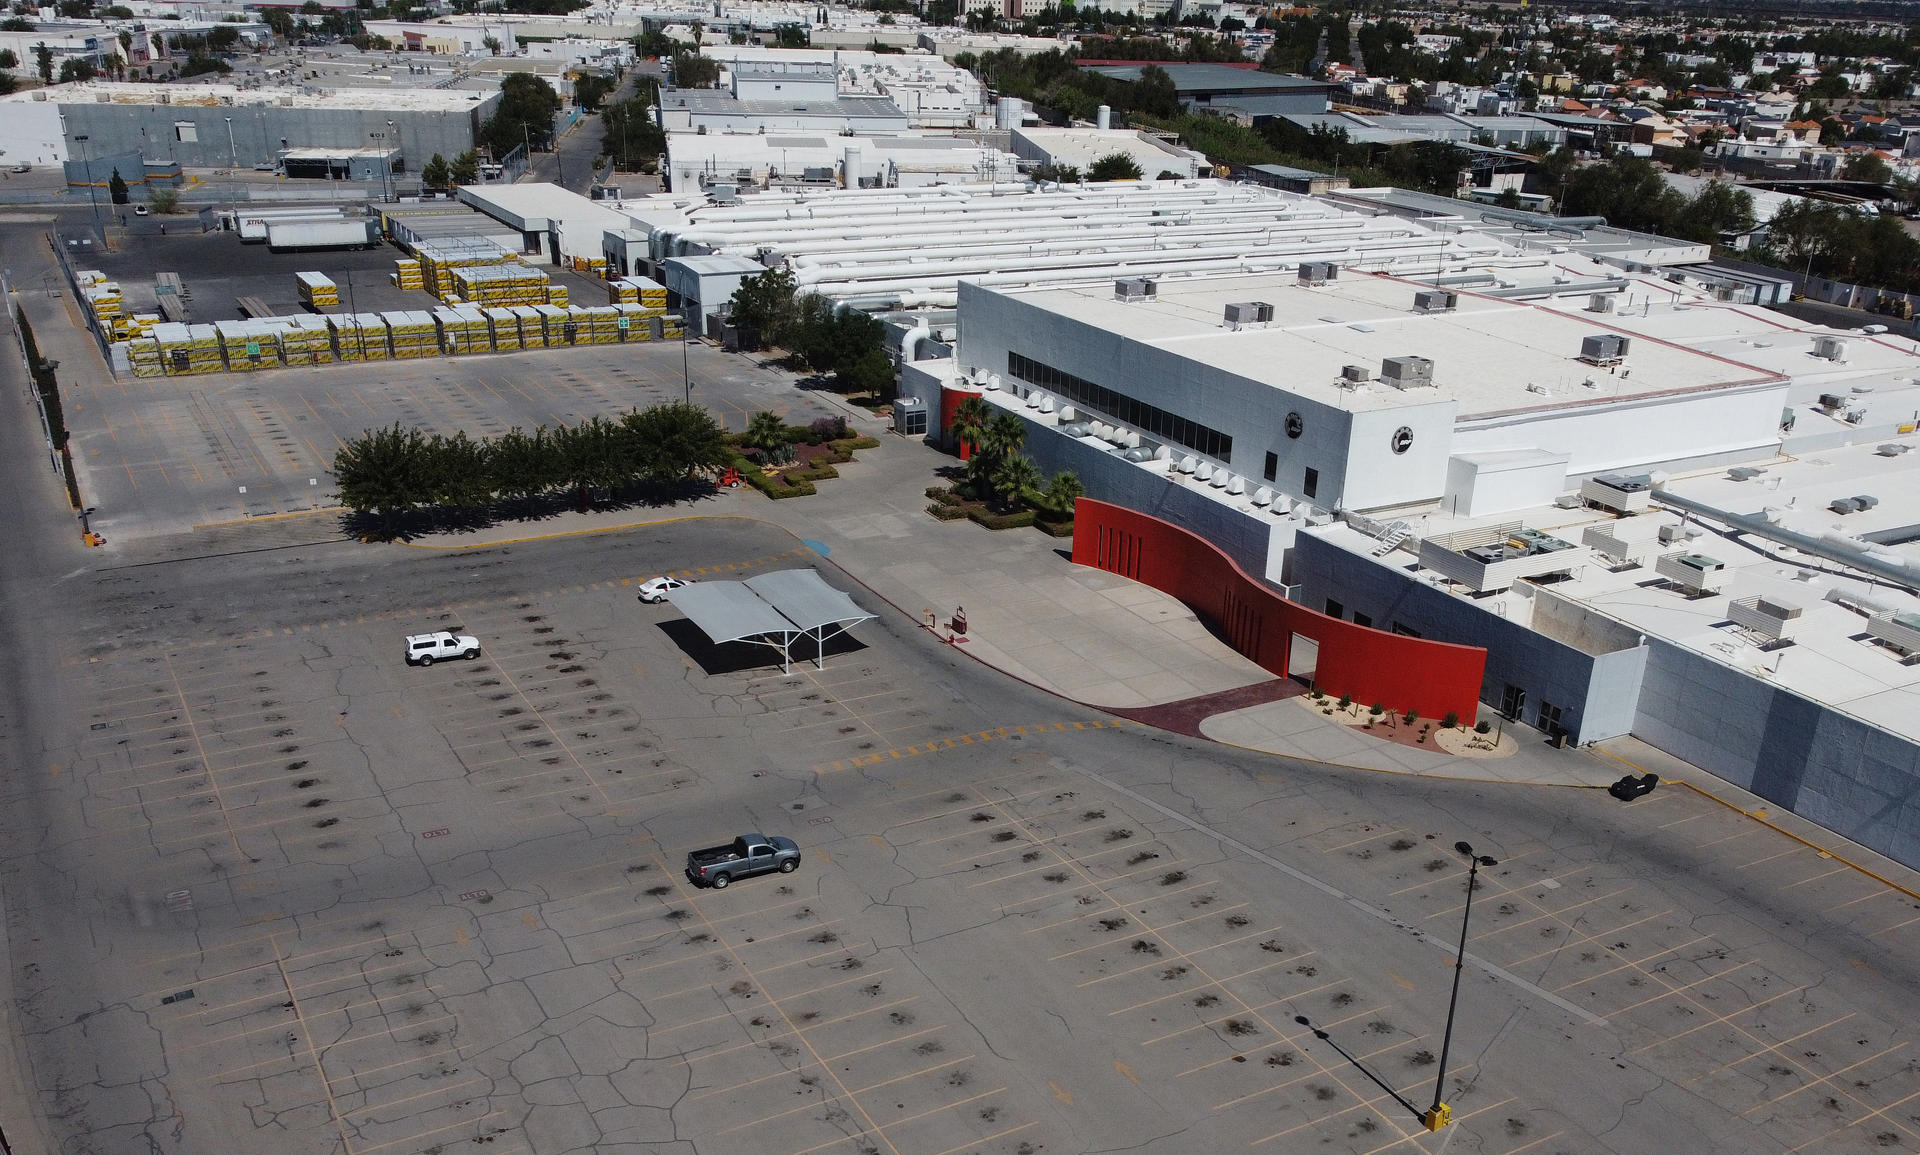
[996,97,1024,131]
[1096,104,1111,130]
[843,141,863,189]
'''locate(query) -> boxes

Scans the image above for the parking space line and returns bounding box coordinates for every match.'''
[352,1111,507,1155]
[1541,935,1716,993]
[925,1121,1037,1155]
[267,933,357,1152]
[1677,1014,1854,1088]
[1741,1042,1907,1115]
[1787,1085,1920,1152]
[1627,984,1812,1055]
[1499,908,1675,969]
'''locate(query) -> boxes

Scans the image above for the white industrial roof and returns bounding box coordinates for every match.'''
[4,80,494,112]
[998,269,1781,417]
[1321,437,1920,741]
[1011,127,1206,178]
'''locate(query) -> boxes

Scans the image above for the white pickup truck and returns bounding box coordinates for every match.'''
[403,630,480,666]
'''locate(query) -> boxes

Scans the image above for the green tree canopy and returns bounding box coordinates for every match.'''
[479,72,563,159]
[420,153,452,189]
[1087,152,1144,181]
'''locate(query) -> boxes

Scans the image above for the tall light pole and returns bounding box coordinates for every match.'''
[224,115,239,221]
[681,309,692,403]
[370,131,389,201]
[1424,840,1499,1132]
[73,133,100,233]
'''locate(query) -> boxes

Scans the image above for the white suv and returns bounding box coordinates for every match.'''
[404,630,480,666]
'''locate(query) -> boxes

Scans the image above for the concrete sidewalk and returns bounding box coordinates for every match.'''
[407,420,1623,789]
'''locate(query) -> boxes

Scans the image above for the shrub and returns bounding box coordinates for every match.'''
[1474,720,1491,734]
[967,507,1037,531]
[844,435,881,450]
[1369,703,1384,716]
[784,462,840,484]
[1337,693,1352,710]
[928,501,966,520]
[1403,709,1418,724]
[1443,711,1459,729]
[1037,518,1075,538]
[926,485,960,505]
[808,415,848,443]
[1310,689,1324,700]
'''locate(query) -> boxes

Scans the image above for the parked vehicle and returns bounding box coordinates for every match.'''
[404,630,480,666]
[638,575,692,603]
[685,834,801,888]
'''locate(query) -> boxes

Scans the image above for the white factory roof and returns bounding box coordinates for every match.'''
[1314,436,1920,742]
[2,80,494,112]
[1012,127,1208,179]
[998,269,1781,417]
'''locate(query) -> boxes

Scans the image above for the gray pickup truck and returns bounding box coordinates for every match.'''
[685,834,801,889]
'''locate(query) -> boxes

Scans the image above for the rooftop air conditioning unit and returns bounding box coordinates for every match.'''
[1114,277,1155,300]
[1413,289,1457,313]
[1380,355,1434,389]
[1579,333,1630,363]
[1223,301,1273,325]
[1587,293,1617,313]
[1298,261,1337,284]
[1813,335,1848,361]
[1341,364,1371,384]
[1582,472,1654,514]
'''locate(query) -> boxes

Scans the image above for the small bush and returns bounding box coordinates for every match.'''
[968,507,1037,531]
[926,486,961,505]
[1037,518,1075,538]
[1443,711,1459,729]
[1403,709,1418,724]
[1369,703,1384,716]
[844,435,881,450]
[809,415,848,443]
[784,462,840,484]
[928,502,966,521]
[1475,720,1491,734]
[1337,693,1352,709]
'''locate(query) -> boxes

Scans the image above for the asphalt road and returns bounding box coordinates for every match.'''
[2,236,1920,1153]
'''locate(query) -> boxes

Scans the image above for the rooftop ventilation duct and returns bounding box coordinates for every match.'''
[1413,288,1456,313]
[1579,333,1630,364]
[1380,355,1434,389]
[1813,335,1848,361]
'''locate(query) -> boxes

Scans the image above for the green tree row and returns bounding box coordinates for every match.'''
[948,396,1083,517]
[333,403,729,530]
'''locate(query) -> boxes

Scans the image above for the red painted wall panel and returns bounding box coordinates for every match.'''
[1071,499,1486,721]
[940,385,982,461]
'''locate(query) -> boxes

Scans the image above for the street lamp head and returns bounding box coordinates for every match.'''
[1455,841,1497,867]
[1454,841,1473,857]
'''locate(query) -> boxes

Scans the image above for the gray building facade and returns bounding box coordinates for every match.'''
[54,96,500,174]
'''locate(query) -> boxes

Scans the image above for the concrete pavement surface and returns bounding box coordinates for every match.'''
[3,221,1920,1155]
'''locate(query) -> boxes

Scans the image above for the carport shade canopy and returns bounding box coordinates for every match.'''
[665,569,875,673]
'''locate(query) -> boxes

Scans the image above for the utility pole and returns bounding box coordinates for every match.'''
[73,133,100,234]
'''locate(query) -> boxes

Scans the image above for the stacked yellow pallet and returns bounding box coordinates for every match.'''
[279,315,335,365]
[329,313,391,361]
[414,240,520,300]
[125,337,163,378]
[79,271,124,330]
[393,259,424,291]
[483,307,520,352]
[660,314,687,339]
[433,306,491,355]
[571,306,616,345]
[534,304,573,345]
[570,255,608,277]
[216,320,283,371]
[296,272,340,309]
[611,303,657,342]
[108,312,161,342]
[152,322,225,376]
[607,276,668,307]
[511,305,546,349]
[449,263,551,307]
[385,311,438,359]
[547,284,570,306]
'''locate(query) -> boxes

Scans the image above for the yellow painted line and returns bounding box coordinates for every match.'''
[1598,748,1920,903]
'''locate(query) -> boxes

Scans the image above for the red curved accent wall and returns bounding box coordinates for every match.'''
[1070,499,1486,721]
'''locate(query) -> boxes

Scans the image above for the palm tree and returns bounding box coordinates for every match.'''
[950,395,989,458]
[742,410,792,464]
[967,409,1027,495]
[990,454,1042,512]
[1041,471,1085,518]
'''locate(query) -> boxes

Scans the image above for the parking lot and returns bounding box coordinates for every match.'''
[5,513,1911,1155]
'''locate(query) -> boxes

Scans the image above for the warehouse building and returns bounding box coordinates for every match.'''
[0,82,501,173]
[1081,63,1333,119]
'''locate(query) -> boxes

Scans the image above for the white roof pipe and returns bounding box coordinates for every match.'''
[900,320,934,363]
[679,184,1300,227]
[791,234,1456,287]
[677,204,1373,253]
[774,216,1386,264]
[676,200,1340,243]
[804,240,1472,297]
[1652,489,1919,592]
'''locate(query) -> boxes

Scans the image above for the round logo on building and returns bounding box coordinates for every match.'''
[1391,426,1414,454]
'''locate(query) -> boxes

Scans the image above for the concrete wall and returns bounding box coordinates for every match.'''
[1451,378,1787,479]
[1636,639,1920,870]
[53,99,498,172]
[1289,531,1648,743]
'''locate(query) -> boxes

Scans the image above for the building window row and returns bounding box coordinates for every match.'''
[1007,351,1233,462]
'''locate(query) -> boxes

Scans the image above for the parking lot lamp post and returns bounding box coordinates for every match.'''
[73,134,101,233]
[1424,840,1498,1132]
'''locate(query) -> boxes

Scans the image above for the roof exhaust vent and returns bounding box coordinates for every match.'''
[1579,333,1630,364]
[1298,261,1338,284]
[1413,289,1456,313]
[1380,355,1434,389]
[1114,277,1156,300]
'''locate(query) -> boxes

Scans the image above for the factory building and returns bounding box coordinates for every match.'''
[0,82,501,173]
